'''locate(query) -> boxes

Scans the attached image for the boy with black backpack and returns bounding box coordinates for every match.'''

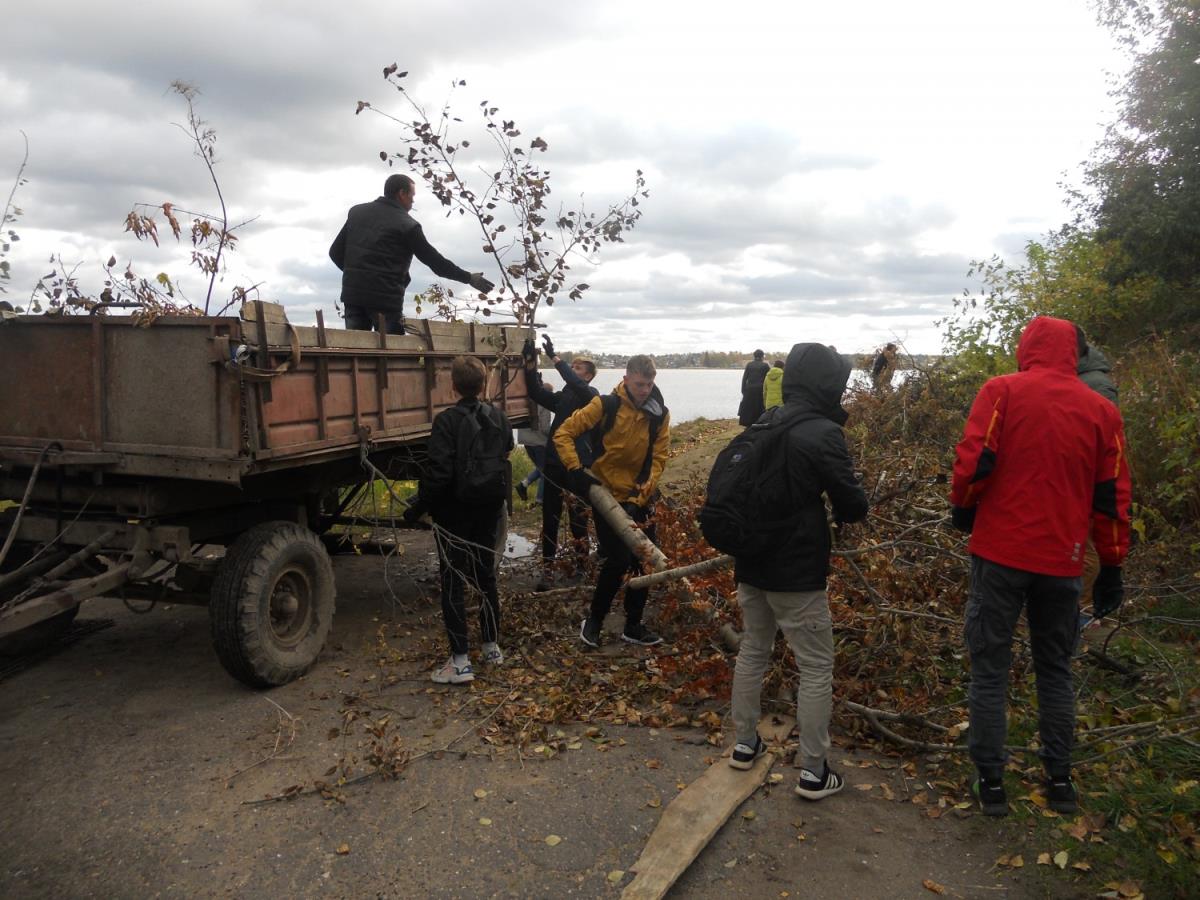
[554,354,670,648]
[404,355,514,684]
[705,343,867,800]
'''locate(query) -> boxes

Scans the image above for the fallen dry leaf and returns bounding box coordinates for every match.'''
[742,810,756,821]
[479,817,492,826]
[1037,852,1051,865]
[1054,850,1068,869]
[607,870,625,884]
[922,878,946,894]
[473,788,488,799]
[336,844,350,855]
[545,834,562,846]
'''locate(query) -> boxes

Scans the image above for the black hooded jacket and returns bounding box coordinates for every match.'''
[328,197,473,312]
[734,343,868,592]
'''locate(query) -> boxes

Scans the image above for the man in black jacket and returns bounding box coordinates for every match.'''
[725,343,868,802]
[522,336,598,589]
[738,349,770,425]
[329,174,495,334]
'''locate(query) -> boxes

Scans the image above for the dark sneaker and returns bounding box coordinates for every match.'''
[516,481,528,502]
[972,777,1008,816]
[622,624,663,646]
[796,763,844,800]
[729,735,766,770]
[579,617,602,648]
[1046,776,1078,814]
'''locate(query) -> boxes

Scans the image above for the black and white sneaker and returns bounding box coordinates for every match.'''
[621,623,663,646]
[795,763,844,800]
[729,735,766,770]
[579,617,602,648]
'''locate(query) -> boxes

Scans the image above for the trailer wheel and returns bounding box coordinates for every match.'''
[210,521,335,688]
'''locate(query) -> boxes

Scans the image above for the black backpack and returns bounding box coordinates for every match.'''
[699,411,817,557]
[452,402,510,505]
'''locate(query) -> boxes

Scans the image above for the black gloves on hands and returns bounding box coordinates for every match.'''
[567,468,600,498]
[541,335,556,359]
[402,503,427,526]
[951,506,976,534]
[521,337,538,367]
[469,272,495,293]
[1093,566,1125,618]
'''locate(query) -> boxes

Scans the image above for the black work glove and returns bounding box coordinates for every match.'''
[567,468,600,498]
[541,334,556,359]
[468,272,494,293]
[402,503,426,526]
[1093,566,1125,618]
[521,337,538,367]
[951,506,976,533]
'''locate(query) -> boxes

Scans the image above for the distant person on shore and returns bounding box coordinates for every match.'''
[871,343,897,391]
[950,316,1130,817]
[721,343,867,801]
[522,336,599,590]
[555,355,670,648]
[329,173,494,335]
[762,359,785,410]
[404,356,513,684]
[739,349,770,425]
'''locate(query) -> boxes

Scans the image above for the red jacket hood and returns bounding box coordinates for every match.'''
[1016,316,1078,374]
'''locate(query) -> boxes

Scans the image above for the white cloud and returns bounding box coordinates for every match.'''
[1,0,1122,352]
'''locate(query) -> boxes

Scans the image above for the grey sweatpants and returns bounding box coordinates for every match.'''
[732,583,833,773]
[965,555,1081,780]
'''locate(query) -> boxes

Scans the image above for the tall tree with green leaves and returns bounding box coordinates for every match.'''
[1085,0,1200,339]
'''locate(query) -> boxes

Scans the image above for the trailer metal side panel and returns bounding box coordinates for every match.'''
[0,314,532,486]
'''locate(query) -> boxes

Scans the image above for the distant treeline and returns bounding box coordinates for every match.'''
[554,350,941,370]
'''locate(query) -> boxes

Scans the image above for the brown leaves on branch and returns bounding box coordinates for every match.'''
[360,68,649,324]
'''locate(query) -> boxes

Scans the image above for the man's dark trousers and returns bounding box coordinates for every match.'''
[541,464,588,567]
[434,507,502,655]
[344,304,404,335]
[588,502,653,631]
[965,555,1081,780]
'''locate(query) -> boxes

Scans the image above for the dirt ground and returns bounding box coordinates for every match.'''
[0,524,1043,900]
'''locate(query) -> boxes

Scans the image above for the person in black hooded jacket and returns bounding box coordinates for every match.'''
[329,174,494,334]
[726,343,868,802]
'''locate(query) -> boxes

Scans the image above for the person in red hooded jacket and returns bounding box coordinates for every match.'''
[950,316,1130,818]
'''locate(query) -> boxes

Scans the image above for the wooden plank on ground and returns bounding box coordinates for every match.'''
[622,714,795,900]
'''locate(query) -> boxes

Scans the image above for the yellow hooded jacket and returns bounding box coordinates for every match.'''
[762,365,784,410]
[553,382,671,507]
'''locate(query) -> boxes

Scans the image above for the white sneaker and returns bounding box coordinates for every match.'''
[795,763,844,800]
[431,658,475,685]
[482,645,505,666]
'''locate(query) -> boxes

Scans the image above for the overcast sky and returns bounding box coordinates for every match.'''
[2,1,1123,354]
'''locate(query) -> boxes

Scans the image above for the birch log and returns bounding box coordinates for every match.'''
[626,554,733,590]
[586,480,669,572]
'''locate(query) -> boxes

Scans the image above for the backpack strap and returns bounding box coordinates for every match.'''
[590,393,663,488]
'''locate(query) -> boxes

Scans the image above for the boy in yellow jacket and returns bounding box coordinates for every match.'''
[554,355,671,647]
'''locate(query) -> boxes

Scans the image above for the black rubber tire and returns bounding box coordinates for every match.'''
[0,606,79,657]
[209,521,336,688]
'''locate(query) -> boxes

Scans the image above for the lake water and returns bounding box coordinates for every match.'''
[537,367,878,423]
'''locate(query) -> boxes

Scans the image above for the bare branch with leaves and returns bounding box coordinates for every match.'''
[356,68,648,324]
